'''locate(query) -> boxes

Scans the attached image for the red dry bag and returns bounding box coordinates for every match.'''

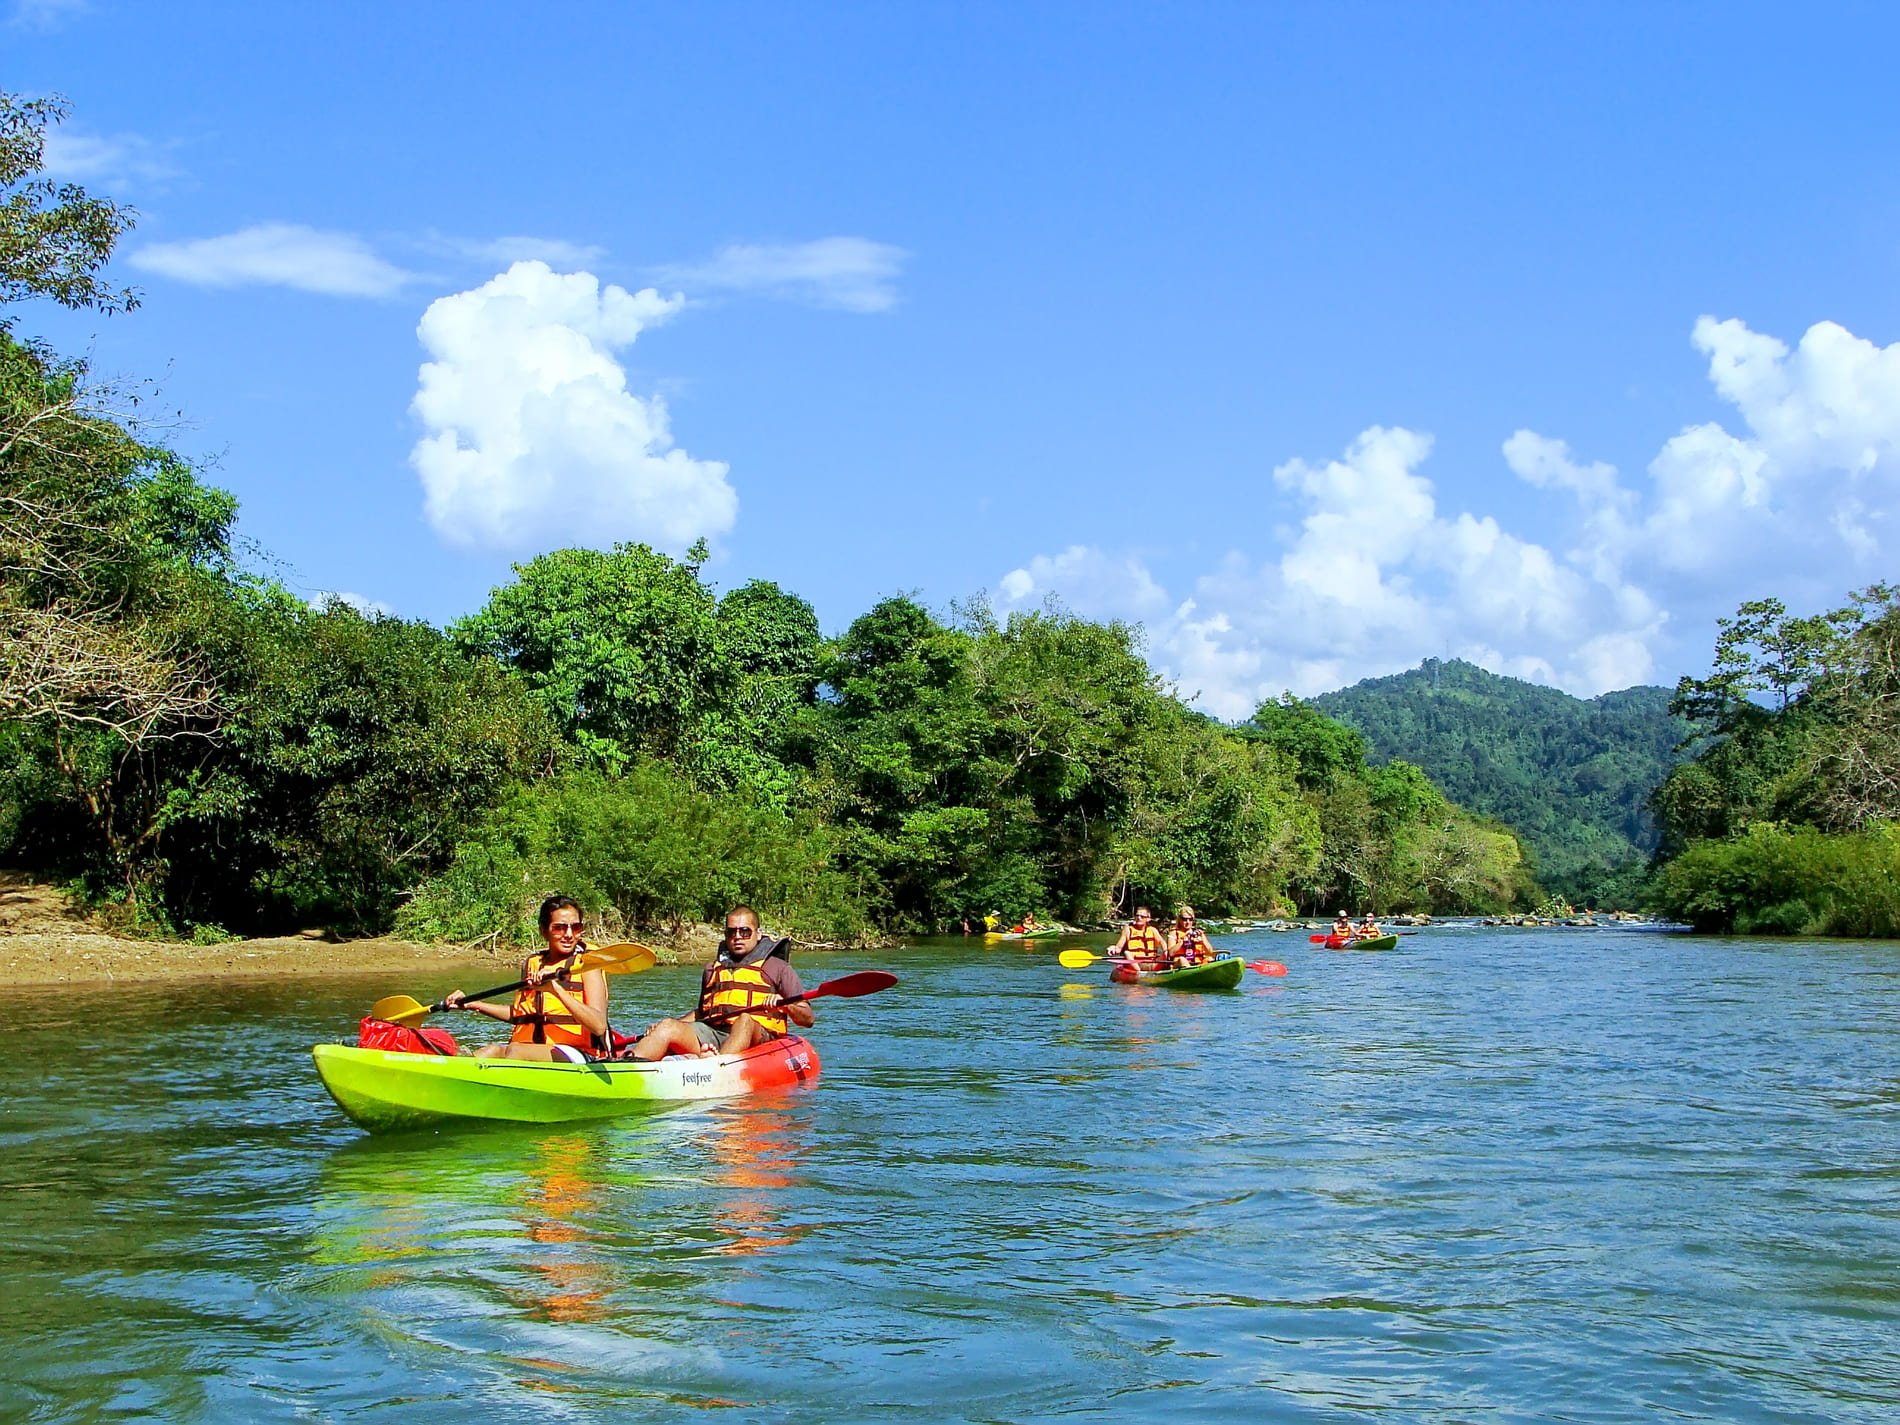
[357,1016,459,1056]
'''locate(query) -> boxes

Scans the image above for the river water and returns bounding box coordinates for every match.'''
[1,925,1896,1423]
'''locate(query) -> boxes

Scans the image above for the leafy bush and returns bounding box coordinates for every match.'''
[396,762,869,948]
[1651,822,1900,936]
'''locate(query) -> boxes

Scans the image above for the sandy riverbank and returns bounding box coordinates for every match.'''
[0,875,718,987]
[0,929,528,987]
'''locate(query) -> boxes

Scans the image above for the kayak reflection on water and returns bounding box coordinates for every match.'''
[707,1103,815,1259]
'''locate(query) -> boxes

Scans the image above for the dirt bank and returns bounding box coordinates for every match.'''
[0,874,721,987]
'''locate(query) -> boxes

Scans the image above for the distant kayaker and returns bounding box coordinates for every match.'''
[1357,913,1383,938]
[443,895,609,1061]
[1012,912,1042,934]
[1331,913,1354,941]
[1110,905,1167,972]
[624,906,814,1060]
[1168,905,1214,965]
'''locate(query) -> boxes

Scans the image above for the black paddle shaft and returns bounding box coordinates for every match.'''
[428,949,605,1014]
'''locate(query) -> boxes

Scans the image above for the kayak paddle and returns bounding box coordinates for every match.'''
[370,943,657,1026]
[1247,960,1289,976]
[699,969,898,1025]
[1056,948,1135,969]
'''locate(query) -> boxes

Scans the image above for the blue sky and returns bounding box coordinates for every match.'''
[10,1,1899,715]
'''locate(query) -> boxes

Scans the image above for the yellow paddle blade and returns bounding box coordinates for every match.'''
[1057,948,1101,969]
[577,943,657,974]
[370,994,431,1026]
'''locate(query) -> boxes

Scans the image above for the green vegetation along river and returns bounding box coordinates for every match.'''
[2,926,1896,1421]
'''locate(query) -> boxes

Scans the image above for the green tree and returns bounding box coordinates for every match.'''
[0,333,239,906]
[398,762,867,948]
[701,579,823,809]
[1649,586,1900,935]
[798,597,997,926]
[1111,703,1317,915]
[1241,695,1369,790]
[454,541,723,773]
[160,599,564,933]
[1,92,138,316]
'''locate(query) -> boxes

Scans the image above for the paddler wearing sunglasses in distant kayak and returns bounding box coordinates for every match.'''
[441,895,610,1061]
[1167,905,1215,966]
[622,906,813,1060]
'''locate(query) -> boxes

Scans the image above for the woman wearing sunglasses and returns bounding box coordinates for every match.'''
[1167,905,1216,967]
[443,895,610,1061]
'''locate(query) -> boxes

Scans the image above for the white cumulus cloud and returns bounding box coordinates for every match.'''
[410,260,736,554]
[1522,316,1900,596]
[993,434,1656,715]
[995,545,1172,623]
[996,312,1900,716]
[656,237,909,313]
[130,223,412,297]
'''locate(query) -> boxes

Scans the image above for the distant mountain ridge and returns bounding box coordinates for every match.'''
[1311,659,1690,900]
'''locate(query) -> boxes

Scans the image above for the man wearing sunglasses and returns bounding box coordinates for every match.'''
[625,906,814,1059]
[1109,905,1168,973]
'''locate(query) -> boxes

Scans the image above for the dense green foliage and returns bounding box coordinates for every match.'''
[450,543,823,812]
[1313,660,1689,905]
[0,92,1536,945]
[1652,822,1900,936]
[395,763,862,947]
[1243,698,1532,914]
[1649,588,1900,935]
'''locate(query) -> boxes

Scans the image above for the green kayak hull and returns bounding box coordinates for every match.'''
[312,1036,820,1134]
[1112,955,1245,990]
[1321,933,1401,950]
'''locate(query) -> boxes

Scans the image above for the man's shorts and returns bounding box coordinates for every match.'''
[691,1020,728,1050]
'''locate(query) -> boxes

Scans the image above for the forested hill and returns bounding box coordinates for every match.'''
[1312,660,1690,901]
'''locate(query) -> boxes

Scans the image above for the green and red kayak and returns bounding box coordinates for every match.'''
[1109,955,1245,990]
[1321,933,1400,951]
[312,1035,821,1134]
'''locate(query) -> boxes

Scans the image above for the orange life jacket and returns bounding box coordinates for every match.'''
[1123,924,1166,965]
[1173,927,1211,964]
[698,960,789,1038]
[508,951,599,1051]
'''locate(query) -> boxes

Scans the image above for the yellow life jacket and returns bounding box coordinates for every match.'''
[1123,925,1166,958]
[698,959,789,1038]
[509,952,598,1051]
